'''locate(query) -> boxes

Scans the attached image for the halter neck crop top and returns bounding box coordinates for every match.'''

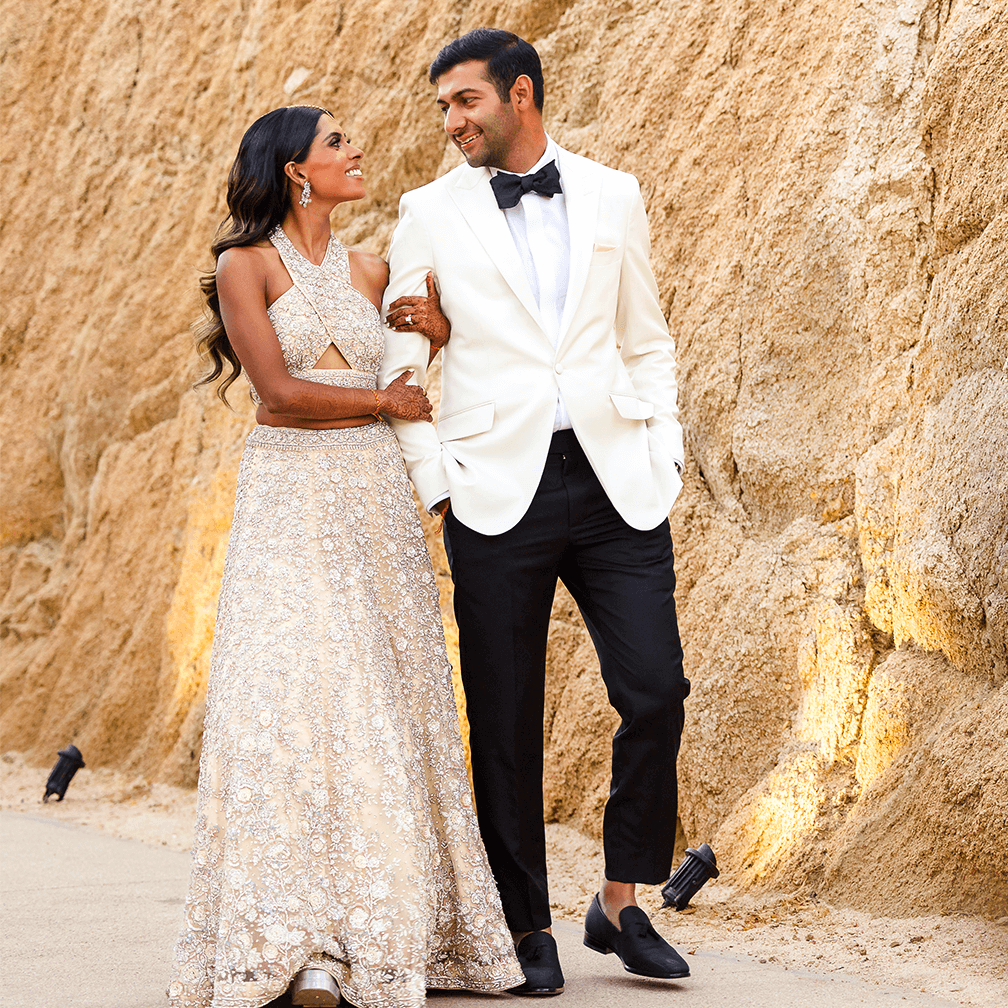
[245,227,384,404]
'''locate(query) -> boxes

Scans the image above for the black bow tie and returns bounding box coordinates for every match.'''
[490,160,563,209]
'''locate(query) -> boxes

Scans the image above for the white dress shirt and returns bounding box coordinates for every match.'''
[492,138,572,431]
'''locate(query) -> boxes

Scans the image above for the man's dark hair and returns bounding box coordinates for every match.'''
[429,28,545,111]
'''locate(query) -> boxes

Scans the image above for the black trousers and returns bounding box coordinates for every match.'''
[443,429,689,932]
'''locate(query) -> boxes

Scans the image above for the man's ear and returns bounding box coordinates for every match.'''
[511,74,535,110]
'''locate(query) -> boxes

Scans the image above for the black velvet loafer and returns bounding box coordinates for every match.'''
[583,894,690,979]
[510,930,565,996]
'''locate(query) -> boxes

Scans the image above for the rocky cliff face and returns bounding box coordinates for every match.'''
[3,0,1005,917]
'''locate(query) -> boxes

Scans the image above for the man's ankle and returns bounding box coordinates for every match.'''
[511,926,552,945]
[599,880,637,929]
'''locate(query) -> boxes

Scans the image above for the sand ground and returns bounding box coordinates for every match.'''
[4,752,1006,1007]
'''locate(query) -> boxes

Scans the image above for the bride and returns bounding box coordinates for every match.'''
[168,105,523,1008]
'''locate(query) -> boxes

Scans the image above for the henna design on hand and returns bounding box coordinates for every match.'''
[377,371,433,423]
[387,272,450,350]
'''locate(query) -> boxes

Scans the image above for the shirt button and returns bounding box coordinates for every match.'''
[555,364,563,375]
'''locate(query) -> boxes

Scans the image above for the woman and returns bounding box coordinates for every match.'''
[168,106,523,1008]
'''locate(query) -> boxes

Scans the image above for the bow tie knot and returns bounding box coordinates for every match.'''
[490,160,562,210]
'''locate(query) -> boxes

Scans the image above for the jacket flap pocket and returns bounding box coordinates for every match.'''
[609,393,655,420]
[438,401,495,442]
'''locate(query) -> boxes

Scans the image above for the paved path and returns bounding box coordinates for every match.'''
[0,811,960,1008]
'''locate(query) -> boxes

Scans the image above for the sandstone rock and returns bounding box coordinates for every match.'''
[2,0,1006,917]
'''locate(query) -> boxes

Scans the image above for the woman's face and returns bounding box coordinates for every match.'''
[294,113,365,205]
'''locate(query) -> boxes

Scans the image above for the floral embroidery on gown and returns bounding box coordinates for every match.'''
[168,228,523,1008]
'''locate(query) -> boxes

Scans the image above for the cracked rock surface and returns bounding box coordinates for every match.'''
[1,0,1006,920]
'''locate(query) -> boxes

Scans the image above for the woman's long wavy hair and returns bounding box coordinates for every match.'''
[195,105,330,405]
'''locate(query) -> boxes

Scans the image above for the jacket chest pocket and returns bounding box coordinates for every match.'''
[592,243,621,262]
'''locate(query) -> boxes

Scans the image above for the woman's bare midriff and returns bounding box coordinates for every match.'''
[313,343,352,370]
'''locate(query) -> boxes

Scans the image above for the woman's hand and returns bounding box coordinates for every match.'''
[377,370,433,422]
[387,272,450,351]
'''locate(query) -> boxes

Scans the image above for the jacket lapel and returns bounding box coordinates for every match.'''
[557,147,601,344]
[446,166,545,331]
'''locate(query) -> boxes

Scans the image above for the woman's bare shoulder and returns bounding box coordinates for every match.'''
[347,248,389,307]
[347,248,389,284]
[216,243,278,288]
[217,241,274,265]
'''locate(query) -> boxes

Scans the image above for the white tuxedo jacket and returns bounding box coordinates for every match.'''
[378,143,684,536]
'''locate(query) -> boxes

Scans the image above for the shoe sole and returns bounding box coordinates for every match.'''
[510,987,565,996]
[624,964,690,979]
[583,933,690,979]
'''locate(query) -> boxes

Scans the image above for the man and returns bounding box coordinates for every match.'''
[379,28,691,995]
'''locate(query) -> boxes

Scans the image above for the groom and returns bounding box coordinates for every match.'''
[379,28,691,994]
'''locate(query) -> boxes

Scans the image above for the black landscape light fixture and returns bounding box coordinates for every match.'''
[661,842,720,910]
[43,744,86,802]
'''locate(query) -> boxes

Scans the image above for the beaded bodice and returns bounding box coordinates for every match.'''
[248,227,384,403]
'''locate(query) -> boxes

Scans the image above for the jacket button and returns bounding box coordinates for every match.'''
[555,364,563,375]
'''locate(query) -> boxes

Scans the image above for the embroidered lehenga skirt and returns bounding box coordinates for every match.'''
[168,421,522,1008]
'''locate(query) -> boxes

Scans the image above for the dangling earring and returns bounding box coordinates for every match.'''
[299,180,312,207]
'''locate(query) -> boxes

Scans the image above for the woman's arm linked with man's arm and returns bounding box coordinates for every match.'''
[379,196,454,513]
